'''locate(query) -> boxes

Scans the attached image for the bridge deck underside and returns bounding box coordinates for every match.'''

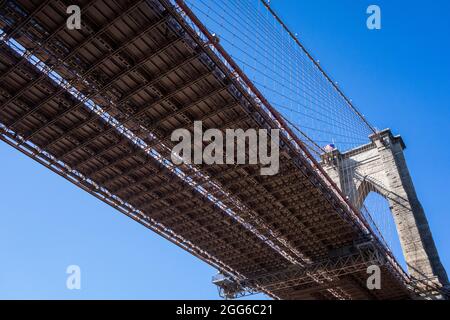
[0,0,413,299]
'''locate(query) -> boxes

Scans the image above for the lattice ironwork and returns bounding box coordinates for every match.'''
[0,0,437,300]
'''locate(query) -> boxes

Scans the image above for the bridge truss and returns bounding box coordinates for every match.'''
[0,0,445,299]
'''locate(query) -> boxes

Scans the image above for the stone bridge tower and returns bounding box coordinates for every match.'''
[321,129,448,288]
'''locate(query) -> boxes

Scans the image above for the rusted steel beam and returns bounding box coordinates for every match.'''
[0,0,99,83]
[3,32,179,133]
[54,71,213,160]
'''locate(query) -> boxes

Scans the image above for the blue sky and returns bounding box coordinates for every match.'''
[0,0,449,299]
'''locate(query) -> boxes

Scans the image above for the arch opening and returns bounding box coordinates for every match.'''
[361,192,408,272]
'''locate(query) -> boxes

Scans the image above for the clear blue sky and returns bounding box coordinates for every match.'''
[0,0,449,299]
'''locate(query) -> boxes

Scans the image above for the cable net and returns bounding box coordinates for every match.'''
[180,0,374,156]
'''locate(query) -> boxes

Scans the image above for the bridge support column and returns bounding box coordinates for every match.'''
[321,129,448,288]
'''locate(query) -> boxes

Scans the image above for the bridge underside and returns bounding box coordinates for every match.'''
[0,0,417,299]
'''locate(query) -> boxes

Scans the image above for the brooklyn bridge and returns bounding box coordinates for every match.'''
[0,0,448,300]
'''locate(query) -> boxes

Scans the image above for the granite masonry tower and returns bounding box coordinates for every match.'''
[322,129,449,290]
